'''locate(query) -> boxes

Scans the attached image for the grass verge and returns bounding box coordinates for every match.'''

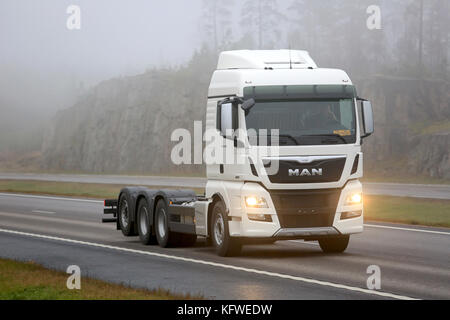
[0,180,204,199]
[362,176,450,185]
[0,258,200,300]
[364,195,450,228]
[0,179,448,228]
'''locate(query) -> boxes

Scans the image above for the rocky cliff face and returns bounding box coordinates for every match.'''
[358,76,450,179]
[42,64,450,180]
[42,53,216,175]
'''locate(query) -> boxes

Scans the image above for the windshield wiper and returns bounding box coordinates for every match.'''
[262,134,299,145]
[301,134,348,144]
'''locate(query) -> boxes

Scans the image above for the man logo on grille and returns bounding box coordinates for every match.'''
[289,168,323,177]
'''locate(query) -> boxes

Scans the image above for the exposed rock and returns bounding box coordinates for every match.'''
[358,76,450,180]
[42,52,216,175]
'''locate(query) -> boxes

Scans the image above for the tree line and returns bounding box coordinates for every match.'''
[200,0,449,80]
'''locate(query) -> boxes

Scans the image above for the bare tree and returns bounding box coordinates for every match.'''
[240,0,285,49]
[201,0,235,52]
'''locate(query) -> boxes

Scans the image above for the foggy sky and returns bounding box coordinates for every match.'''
[0,0,203,111]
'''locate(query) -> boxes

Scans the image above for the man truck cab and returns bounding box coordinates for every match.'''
[103,50,374,257]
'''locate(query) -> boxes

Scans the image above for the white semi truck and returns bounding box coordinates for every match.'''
[103,50,374,256]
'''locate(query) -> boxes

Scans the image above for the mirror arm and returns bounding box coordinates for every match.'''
[218,96,243,107]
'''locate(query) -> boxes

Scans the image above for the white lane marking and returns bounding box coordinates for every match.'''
[0,193,103,204]
[0,228,417,300]
[31,210,56,215]
[364,224,450,236]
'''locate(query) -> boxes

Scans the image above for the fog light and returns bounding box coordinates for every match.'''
[345,193,362,205]
[341,211,362,220]
[248,214,272,222]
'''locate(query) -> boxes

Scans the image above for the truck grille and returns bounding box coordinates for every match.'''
[265,157,346,184]
[269,188,342,228]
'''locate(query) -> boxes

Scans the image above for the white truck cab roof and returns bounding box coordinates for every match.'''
[209,50,353,98]
[217,50,318,70]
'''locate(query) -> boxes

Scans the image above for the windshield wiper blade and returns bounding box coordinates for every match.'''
[273,134,299,145]
[263,134,299,145]
[301,134,348,144]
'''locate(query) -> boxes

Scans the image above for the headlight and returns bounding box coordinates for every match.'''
[345,192,362,205]
[245,196,268,208]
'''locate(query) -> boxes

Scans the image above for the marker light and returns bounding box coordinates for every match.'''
[245,196,268,208]
[346,193,362,205]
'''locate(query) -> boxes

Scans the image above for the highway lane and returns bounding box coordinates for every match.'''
[0,193,449,299]
[1,173,449,199]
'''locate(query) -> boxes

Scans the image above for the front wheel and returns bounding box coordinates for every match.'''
[211,201,241,257]
[319,235,350,253]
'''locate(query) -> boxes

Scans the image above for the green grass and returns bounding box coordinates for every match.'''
[0,258,201,300]
[0,180,204,199]
[364,195,450,228]
[0,179,448,228]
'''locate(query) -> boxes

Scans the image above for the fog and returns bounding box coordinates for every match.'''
[0,0,203,110]
[2,0,447,114]
[0,0,203,152]
[0,0,449,179]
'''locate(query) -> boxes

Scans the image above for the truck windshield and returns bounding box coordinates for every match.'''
[244,85,357,146]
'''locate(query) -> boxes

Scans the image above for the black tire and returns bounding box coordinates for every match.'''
[118,193,136,236]
[154,199,177,247]
[319,235,350,253]
[137,198,157,245]
[210,201,242,257]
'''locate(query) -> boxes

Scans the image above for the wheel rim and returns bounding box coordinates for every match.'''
[214,212,225,246]
[120,199,129,227]
[140,206,148,235]
[157,208,167,238]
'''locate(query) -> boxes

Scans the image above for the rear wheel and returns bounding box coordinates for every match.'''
[155,199,178,247]
[137,198,157,245]
[319,235,350,253]
[211,201,241,257]
[118,193,136,236]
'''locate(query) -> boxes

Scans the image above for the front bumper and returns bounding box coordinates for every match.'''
[231,180,364,238]
[273,227,339,238]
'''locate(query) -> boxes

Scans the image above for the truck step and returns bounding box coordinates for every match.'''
[103,208,117,215]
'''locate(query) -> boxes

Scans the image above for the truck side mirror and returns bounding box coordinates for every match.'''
[217,101,238,139]
[358,99,374,138]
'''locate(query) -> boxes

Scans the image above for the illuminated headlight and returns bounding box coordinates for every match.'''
[245,196,268,208]
[345,193,362,205]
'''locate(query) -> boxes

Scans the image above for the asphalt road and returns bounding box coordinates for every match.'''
[0,192,449,300]
[1,173,449,199]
